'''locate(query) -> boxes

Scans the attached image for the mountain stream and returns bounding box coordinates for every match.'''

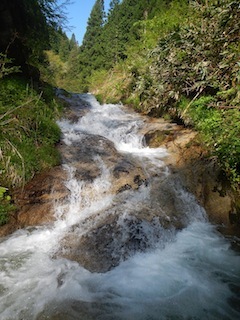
[0,94,240,319]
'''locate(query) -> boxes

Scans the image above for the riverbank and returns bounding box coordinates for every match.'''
[141,116,240,238]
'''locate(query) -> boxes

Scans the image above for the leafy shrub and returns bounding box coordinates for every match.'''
[84,0,240,188]
[0,53,20,79]
[136,0,239,114]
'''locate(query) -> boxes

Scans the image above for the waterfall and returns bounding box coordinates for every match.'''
[0,94,239,320]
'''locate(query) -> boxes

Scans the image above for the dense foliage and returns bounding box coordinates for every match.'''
[140,0,239,114]
[0,77,62,187]
[129,0,240,186]
[0,75,63,224]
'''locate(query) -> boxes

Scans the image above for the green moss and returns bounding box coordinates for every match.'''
[217,88,237,101]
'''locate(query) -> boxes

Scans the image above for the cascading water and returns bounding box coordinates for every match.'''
[0,94,239,320]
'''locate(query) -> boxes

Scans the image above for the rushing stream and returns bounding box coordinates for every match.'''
[0,94,240,319]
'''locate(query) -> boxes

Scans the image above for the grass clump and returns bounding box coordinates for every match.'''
[179,96,240,187]
[0,75,63,224]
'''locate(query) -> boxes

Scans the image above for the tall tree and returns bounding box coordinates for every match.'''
[81,0,105,51]
[77,0,174,85]
[69,33,78,50]
[0,0,48,66]
[79,0,105,80]
[100,0,149,68]
[100,0,123,66]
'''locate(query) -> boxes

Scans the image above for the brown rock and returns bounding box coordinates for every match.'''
[59,133,148,193]
[142,118,240,236]
[56,207,170,273]
[14,166,69,228]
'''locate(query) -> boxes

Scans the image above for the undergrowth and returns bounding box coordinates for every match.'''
[0,75,63,224]
[178,96,240,187]
[0,187,15,225]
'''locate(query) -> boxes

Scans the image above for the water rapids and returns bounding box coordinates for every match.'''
[0,94,239,320]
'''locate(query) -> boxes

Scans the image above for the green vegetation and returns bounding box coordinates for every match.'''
[79,0,105,82]
[0,187,14,225]
[0,75,62,224]
[0,1,69,225]
[73,0,239,189]
[42,28,80,91]
[0,76,62,188]
[179,96,240,187]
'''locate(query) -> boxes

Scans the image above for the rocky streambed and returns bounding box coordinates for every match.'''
[1,94,239,242]
[0,93,240,320]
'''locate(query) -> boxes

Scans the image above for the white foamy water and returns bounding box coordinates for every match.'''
[0,94,239,320]
[59,94,168,160]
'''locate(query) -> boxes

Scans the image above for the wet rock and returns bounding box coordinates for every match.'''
[59,93,92,120]
[176,159,234,229]
[59,133,147,192]
[1,134,147,239]
[142,119,240,236]
[13,166,69,228]
[0,166,69,237]
[2,92,239,276]
[112,158,147,193]
[37,299,105,320]
[56,171,198,273]
[0,221,18,238]
[53,115,208,273]
[57,208,172,273]
[141,118,179,148]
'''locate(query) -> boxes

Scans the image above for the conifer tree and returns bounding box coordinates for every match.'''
[69,33,78,50]
[100,0,145,67]
[109,0,120,12]
[101,0,122,66]
[81,0,104,51]
[58,33,71,61]
[79,0,105,80]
